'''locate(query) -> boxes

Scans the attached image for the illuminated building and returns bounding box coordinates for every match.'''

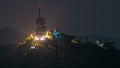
[18,8,64,49]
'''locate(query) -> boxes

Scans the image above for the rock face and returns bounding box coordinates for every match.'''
[0,27,26,45]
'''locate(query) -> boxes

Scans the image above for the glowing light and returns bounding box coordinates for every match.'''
[19,41,26,45]
[31,46,35,49]
[25,37,31,41]
[71,39,78,44]
[95,40,100,45]
[95,40,104,48]
[30,34,34,38]
[32,41,39,46]
[99,43,104,47]
[52,29,61,40]
[34,36,39,41]
[33,35,46,41]
[46,30,53,40]
[40,35,46,40]
[53,30,60,36]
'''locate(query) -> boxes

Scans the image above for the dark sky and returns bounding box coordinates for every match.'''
[0,0,115,37]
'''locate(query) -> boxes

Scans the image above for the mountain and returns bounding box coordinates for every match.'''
[0,27,119,68]
[0,27,27,45]
[0,34,119,68]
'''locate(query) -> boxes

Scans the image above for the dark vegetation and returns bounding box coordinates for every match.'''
[0,34,120,68]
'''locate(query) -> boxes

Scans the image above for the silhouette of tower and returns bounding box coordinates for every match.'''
[36,8,46,35]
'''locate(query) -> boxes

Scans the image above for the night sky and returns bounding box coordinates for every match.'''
[0,0,114,37]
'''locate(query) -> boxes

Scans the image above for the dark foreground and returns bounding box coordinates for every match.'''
[0,43,120,68]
